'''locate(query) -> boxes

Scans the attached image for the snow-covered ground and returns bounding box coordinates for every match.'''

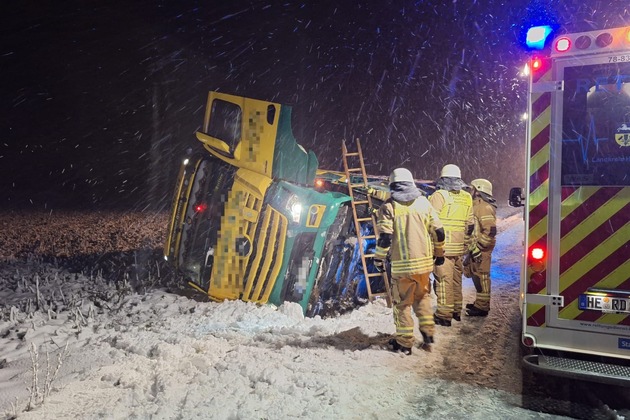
[0,209,621,419]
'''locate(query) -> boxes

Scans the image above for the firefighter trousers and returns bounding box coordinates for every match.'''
[434,255,464,321]
[391,272,434,348]
[471,251,492,312]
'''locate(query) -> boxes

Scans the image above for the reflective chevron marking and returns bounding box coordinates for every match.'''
[560,189,628,256]
[561,258,630,320]
[530,143,550,178]
[526,61,552,326]
[559,187,599,219]
[560,223,630,291]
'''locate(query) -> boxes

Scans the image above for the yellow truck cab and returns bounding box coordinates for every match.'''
[164,92,359,315]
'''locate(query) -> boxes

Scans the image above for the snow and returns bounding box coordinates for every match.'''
[0,210,569,419]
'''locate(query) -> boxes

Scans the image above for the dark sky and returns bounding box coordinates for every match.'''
[1,1,629,210]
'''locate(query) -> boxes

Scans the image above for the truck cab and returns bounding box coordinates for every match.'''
[164,92,354,314]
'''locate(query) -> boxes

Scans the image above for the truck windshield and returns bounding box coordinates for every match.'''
[178,158,236,289]
[207,99,242,153]
[561,63,630,186]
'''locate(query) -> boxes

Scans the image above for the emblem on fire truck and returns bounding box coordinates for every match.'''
[615,123,630,146]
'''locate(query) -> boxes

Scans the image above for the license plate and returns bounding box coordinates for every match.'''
[579,294,630,314]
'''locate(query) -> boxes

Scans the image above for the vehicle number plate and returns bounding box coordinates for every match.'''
[608,54,630,63]
[579,294,630,314]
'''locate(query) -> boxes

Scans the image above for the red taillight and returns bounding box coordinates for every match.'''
[523,336,535,347]
[531,247,545,261]
[531,57,542,71]
[555,37,571,53]
[194,203,207,213]
[315,179,324,188]
[528,246,546,273]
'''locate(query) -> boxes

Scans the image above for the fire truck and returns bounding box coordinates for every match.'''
[511,25,630,385]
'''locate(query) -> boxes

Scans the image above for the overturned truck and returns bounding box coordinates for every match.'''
[163,91,392,317]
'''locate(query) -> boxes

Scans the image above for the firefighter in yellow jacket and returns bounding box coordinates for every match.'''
[465,178,497,317]
[430,164,474,326]
[374,168,445,354]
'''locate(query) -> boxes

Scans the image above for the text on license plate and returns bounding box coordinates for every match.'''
[579,294,630,314]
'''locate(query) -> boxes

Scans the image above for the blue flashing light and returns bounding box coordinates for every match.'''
[526,26,553,50]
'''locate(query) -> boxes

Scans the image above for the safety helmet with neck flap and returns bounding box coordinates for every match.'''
[440,164,461,178]
[389,167,415,184]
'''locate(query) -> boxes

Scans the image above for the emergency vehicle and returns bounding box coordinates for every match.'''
[510,25,630,385]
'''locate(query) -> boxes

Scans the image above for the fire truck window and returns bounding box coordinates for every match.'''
[561,63,630,186]
[207,99,242,151]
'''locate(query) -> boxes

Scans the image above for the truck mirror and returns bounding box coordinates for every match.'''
[196,131,234,158]
[508,187,524,207]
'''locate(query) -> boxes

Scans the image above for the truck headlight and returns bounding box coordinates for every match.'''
[290,203,302,223]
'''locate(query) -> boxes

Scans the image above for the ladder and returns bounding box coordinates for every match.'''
[341,138,392,307]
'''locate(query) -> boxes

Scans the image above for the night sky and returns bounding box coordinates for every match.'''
[1,1,629,211]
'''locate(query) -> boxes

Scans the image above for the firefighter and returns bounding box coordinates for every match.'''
[374,168,445,354]
[430,164,474,326]
[465,178,497,317]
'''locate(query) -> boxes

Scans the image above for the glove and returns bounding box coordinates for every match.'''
[471,247,482,264]
[374,259,386,272]
[434,256,445,266]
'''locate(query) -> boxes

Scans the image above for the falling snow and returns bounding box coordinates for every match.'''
[1,2,630,417]
[1,2,628,212]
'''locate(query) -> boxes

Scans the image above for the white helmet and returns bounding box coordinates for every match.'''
[389,168,415,184]
[440,164,461,178]
[470,178,493,196]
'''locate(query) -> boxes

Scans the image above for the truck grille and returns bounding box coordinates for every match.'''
[242,205,288,303]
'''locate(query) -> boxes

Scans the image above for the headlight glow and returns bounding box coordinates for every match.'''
[291,203,302,223]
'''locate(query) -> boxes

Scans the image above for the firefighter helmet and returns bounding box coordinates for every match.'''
[440,164,461,178]
[471,178,493,196]
[389,168,415,184]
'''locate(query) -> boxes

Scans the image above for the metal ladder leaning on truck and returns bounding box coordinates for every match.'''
[510,25,630,385]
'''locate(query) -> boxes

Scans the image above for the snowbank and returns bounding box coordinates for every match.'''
[1,209,567,419]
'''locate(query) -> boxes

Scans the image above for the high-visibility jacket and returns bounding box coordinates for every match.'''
[375,196,444,275]
[471,197,497,252]
[429,189,474,257]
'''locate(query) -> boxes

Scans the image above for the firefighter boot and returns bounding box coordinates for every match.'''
[453,312,461,322]
[466,306,489,317]
[388,339,412,355]
[421,331,434,345]
[433,314,452,327]
[466,303,475,310]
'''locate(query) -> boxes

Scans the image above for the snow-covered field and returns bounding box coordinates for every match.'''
[0,208,622,419]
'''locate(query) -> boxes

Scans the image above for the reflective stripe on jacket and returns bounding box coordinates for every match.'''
[429,189,473,256]
[472,197,497,252]
[376,196,444,275]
